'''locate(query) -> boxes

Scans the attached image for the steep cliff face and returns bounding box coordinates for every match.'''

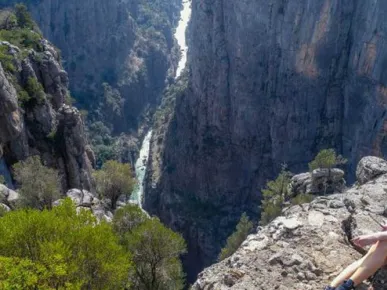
[145,0,387,280]
[0,12,94,192]
[1,0,182,133]
[192,157,387,289]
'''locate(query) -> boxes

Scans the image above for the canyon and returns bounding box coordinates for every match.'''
[2,0,387,286]
[144,0,387,281]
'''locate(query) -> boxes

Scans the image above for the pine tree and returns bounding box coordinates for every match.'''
[218,213,253,261]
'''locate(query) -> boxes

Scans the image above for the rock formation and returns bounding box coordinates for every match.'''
[1,0,182,132]
[145,0,387,280]
[192,157,387,289]
[0,25,94,192]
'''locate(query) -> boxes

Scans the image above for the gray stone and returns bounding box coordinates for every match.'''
[356,156,387,185]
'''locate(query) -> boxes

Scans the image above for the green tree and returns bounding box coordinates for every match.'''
[0,199,132,289]
[308,148,347,171]
[123,218,186,290]
[260,168,292,225]
[218,213,253,261]
[14,4,34,29]
[113,204,148,239]
[13,156,60,210]
[0,175,5,184]
[93,160,135,210]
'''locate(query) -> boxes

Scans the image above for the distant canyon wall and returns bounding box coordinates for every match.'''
[145,0,387,281]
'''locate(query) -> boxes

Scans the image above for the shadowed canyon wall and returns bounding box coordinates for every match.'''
[145,0,387,281]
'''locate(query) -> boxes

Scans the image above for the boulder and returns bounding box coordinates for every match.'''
[288,168,345,196]
[356,156,387,185]
[66,189,96,207]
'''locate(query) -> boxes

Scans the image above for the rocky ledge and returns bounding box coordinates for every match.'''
[193,157,387,290]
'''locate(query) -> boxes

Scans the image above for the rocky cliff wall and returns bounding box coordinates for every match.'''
[0,19,94,192]
[192,157,387,289]
[145,0,387,281]
[1,0,182,132]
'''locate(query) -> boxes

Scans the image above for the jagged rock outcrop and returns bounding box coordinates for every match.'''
[356,156,387,185]
[192,157,387,289]
[0,29,94,192]
[145,0,387,280]
[1,0,182,132]
[288,168,346,197]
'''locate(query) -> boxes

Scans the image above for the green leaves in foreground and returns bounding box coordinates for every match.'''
[218,213,253,261]
[114,204,187,290]
[0,199,132,289]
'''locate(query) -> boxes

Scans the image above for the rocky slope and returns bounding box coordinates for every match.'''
[0,11,94,192]
[145,0,387,281]
[1,0,182,133]
[192,156,387,290]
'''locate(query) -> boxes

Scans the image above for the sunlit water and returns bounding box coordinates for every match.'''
[131,130,153,206]
[131,1,192,206]
[175,0,192,79]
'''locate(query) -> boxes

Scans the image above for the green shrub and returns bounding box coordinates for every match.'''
[93,160,136,210]
[15,4,34,29]
[260,169,292,225]
[0,175,4,184]
[113,204,148,238]
[0,46,15,73]
[0,199,132,289]
[25,76,45,103]
[123,217,187,290]
[218,213,253,261]
[309,148,347,171]
[291,193,314,205]
[13,156,60,210]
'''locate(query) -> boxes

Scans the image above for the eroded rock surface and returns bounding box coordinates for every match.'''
[0,38,94,192]
[193,167,387,290]
[145,0,387,279]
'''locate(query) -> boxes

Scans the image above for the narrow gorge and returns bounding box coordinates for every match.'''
[144,0,387,282]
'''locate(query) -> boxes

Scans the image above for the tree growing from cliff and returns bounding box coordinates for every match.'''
[260,168,292,225]
[218,213,253,261]
[13,156,60,210]
[308,148,347,171]
[14,4,34,29]
[113,205,187,290]
[0,199,132,289]
[94,160,135,210]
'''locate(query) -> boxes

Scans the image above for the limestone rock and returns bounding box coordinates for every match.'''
[0,35,95,193]
[356,156,387,185]
[193,172,387,289]
[146,0,387,278]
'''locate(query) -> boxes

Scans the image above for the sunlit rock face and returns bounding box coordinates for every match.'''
[145,0,387,281]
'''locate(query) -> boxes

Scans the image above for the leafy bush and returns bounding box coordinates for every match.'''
[123,218,187,290]
[309,148,347,171]
[260,169,292,225]
[13,156,60,210]
[0,46,15,73]
[0,199,132,289]
[0,175,4,184]
[113,204,148,238]
[218,213,253,261]
[14,4,34,29]
[25,76,45,103]
[94,160,136,210]
[291,193,314,205]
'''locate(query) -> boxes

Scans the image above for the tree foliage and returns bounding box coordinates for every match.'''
[308,148,347,171]
[14,4,34,29]
[0,199,132,289]
[260,168,292,225]
[94,160,135,210]
[13,156,60,210]
[0,175,4,184]
[113,204,187,290]
[218,213,253,261]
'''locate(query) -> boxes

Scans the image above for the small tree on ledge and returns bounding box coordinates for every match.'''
[308,148,347,171]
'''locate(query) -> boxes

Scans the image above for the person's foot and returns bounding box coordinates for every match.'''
[336,279,355,290]
[324,286,335,290]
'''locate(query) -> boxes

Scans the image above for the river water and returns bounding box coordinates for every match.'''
[131,1,192,206]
